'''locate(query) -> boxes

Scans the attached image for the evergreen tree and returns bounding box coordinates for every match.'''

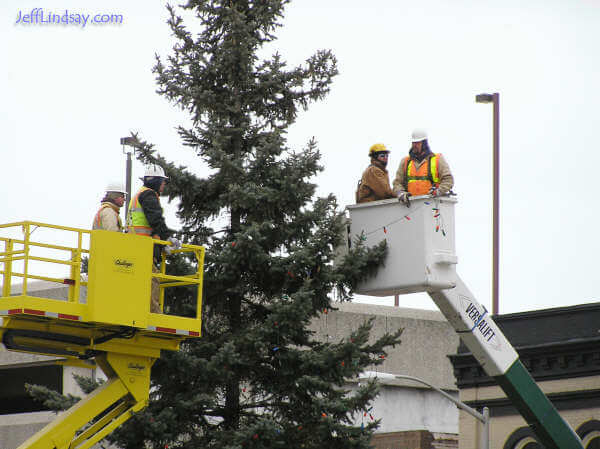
[109,1,402,447]
[25,374,100,412]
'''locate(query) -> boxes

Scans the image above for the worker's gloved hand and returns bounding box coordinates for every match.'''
[165,237,182,255]
[429,186,440,197]
[398,192,411,206]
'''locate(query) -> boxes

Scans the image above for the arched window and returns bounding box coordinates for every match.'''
[577,420,600,449]
[503,427,542,449]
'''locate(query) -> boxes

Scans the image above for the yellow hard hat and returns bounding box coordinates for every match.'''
[369,143,389,156]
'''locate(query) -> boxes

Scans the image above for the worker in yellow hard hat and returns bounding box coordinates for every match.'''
[393,130,454,206]
[355,143,396,203]
[92,182,127,232]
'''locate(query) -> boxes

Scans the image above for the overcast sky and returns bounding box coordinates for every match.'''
[2,0,599,314]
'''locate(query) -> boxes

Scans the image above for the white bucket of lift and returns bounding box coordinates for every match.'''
[346,195,458,296]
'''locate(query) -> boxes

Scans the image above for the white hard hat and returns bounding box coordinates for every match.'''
[144,164,168,179]
[411,129,428,143]
[105,182,127,195]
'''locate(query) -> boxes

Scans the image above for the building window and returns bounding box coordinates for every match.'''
[0,365,62,414]
[584,432,600,449]
[513,437,541,449]
[504,427,541,449]
[578,420,600,449]
[505,421,600,449]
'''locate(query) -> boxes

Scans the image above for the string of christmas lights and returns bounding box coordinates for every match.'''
[358,199,448,239]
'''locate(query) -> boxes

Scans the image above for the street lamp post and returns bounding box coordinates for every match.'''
[360,371,490,449]
[475,92,500,315]
[120,136,138,226]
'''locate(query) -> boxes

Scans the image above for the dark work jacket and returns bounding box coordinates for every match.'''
[138,189,171,240]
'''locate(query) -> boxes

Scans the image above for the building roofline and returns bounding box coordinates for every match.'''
[493,301,600,321]
[332,301,447,322]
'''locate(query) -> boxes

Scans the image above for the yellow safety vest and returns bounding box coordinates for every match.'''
[127,187,160,237]
[93,203,123,231]
[404,154,440,196]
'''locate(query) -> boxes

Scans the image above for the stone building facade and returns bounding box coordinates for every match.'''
[311,302,460,449]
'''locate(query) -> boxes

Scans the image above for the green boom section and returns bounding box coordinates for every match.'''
[495,360,583,449]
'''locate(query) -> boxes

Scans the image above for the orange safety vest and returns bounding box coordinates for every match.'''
[403,154,440,196]
[127,187,161,238]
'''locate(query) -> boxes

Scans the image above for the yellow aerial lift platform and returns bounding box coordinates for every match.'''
[0,221,205,449]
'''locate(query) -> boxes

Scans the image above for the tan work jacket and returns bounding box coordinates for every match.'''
[356,160,396,203]
[92,203,123,232]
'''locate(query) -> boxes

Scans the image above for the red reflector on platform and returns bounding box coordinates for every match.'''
[8,309,22,315]
[63,279,76,285]
[24,309,45,316]
[155,327,176,334]
[58,313,80,321]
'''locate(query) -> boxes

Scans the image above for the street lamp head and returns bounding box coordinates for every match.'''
[358,371,396,381]
[120,136,138,147]
[475,93,494,103]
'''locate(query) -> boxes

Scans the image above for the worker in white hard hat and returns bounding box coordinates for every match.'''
[128,164,171,240]
[355,143,396,203]
[92,182,127,232]
[392,130,454,206]
[128,164,180,313]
